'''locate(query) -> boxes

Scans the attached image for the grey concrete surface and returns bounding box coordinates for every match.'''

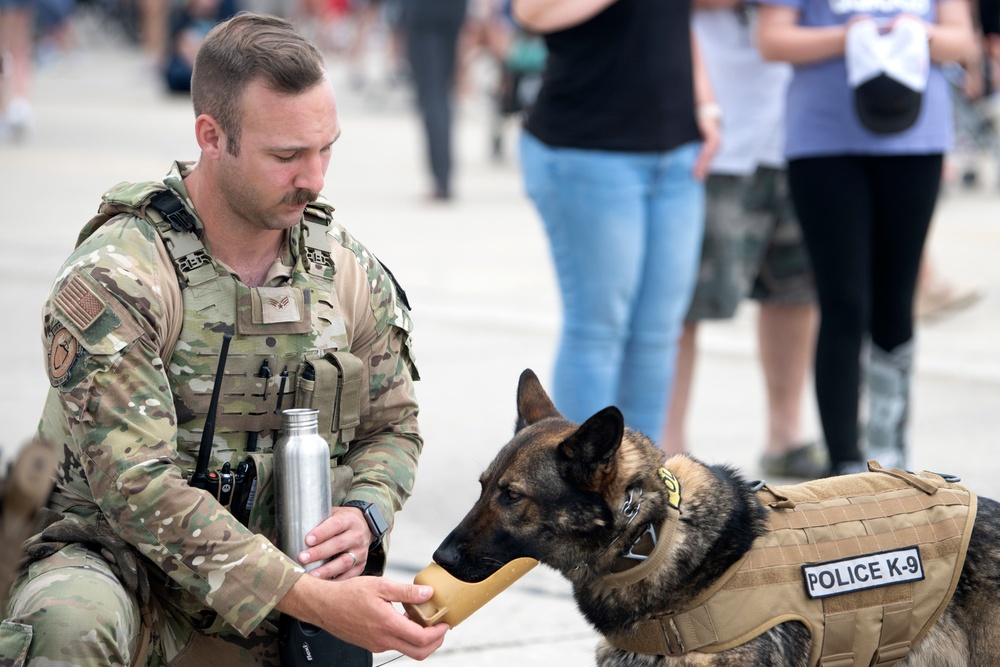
[2,24,999,665]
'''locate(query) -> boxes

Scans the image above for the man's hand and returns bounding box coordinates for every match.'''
[297,506,371,579]
[276,573,449,660]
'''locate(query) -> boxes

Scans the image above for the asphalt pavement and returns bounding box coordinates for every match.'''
[1,20,999,665]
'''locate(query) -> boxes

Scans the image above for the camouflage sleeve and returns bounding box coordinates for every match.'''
[328,225,422,557]
[38,216,303,636]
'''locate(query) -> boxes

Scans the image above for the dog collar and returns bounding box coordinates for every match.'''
[599,467,683,588]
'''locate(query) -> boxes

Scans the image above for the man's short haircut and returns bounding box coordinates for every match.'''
[191,12,327,156]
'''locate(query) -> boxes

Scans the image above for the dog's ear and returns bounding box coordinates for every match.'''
[515,369,562,432]
[557,406,623,493]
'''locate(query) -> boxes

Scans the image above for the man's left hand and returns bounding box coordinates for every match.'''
[297,506,372,579]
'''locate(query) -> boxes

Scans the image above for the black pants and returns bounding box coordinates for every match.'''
[403,3,466,197]
[787,154,943,468]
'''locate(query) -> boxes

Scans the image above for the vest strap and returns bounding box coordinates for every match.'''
[821,610,857,666]
[867,461,938,495]
[146,191,216,287]
[302,217,334,280]
[872,601,914,666]
[610,617,686,656]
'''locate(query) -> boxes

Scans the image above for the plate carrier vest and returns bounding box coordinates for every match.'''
[79,182,365,531]
[607,463,976,667]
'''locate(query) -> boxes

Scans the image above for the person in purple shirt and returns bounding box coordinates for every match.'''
[755,0,973,474]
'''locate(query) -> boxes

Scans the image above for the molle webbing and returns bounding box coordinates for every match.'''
[85,183,360,458]
[609,463,976,667]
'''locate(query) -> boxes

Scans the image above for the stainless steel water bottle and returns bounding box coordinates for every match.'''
[274,408,332,570]
[274,407,373,666]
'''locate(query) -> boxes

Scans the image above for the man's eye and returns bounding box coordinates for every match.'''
[276,154,296,163]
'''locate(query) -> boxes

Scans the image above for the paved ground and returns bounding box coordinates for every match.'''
[2,23,1000,665]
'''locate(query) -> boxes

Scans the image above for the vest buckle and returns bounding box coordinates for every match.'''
[150,190,198,234]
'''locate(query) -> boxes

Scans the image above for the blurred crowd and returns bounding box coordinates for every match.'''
[0,0,991,477]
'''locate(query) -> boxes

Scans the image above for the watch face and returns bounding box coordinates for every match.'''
[348,500,388,540]
[365,504,388,538]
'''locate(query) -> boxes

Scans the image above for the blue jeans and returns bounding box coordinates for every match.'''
[519,132,705,442]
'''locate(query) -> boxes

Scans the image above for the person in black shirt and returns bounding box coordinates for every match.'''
[512,0,720,444]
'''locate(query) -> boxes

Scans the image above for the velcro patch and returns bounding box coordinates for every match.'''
[802,546,924,599]
[54,274,105,331]
[252,286,304,324]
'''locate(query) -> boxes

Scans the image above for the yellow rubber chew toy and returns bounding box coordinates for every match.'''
[403,557,539,627]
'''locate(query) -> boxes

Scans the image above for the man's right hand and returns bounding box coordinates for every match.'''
[275,572,449,660]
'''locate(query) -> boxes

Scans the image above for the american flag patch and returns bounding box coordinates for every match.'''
[54,275,105,331]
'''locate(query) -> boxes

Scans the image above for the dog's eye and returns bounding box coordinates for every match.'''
[500,488,524,505]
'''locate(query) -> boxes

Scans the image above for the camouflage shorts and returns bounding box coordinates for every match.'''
[0,544,281,666]
[686,166,814,321]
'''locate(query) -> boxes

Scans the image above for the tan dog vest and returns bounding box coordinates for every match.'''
[608,462,977,667]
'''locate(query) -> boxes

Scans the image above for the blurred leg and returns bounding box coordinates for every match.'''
[406,16,463,198]
[619,141,704,441]
[519,131,649,427]
[788,156,871,472]
[758,302,817,454]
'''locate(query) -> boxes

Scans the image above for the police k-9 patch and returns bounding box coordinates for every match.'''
[802,546,924,599]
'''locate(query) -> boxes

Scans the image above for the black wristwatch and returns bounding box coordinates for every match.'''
[344,500,388,550]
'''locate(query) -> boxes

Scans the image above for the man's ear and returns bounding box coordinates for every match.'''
[194,114,225,157]
[515,369,562,432]
[556,406,623,493]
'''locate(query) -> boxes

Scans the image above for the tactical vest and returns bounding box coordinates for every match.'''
[607,462,977,667]
[81,182,364,534]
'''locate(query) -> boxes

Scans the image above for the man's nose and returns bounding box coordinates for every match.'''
[294,153,325,194]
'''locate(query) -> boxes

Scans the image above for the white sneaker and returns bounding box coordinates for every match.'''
[4,97,32,141]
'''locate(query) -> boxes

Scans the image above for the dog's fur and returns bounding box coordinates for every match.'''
[434,370,1000,666]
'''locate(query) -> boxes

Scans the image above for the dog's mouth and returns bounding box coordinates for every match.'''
[432,555,508,584]
[432,540,512,583]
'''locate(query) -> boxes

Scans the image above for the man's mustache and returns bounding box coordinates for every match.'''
[284,189,319,206]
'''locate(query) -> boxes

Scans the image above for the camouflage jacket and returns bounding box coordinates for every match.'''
[36,161,422,637]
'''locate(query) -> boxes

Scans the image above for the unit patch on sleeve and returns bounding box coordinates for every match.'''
[48,326,81,386]
[802,546,924,599]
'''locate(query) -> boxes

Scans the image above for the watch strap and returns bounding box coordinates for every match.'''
[344,500,387,549]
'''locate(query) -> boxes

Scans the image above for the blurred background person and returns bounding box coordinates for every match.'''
[512,0,720,443]
[402,0,469,201]
[33,0,76,65]
[455,0,511,99]
[664,0,825,479]
[756,0,975,473]
[139,0,168,68]
[163,0,239,93]
[346,0,406,90]
[0,0,35,140]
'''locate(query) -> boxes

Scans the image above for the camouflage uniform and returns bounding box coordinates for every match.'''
[685,167,815,322]
[0,161,422,665]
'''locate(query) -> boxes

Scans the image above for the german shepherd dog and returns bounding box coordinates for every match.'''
[433,370,1000,666]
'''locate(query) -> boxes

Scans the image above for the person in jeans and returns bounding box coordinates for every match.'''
[512,0,720,443]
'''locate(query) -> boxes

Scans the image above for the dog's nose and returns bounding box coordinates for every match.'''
[433,543,458,568]
[433,531,461,568]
